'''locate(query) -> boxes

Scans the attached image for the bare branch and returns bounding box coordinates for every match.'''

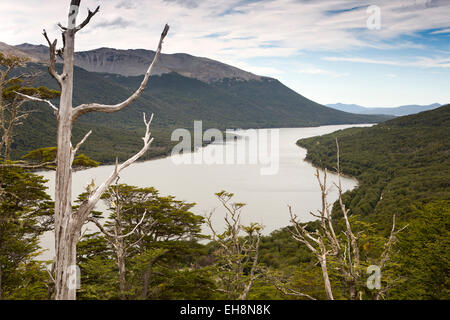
[125,233,147,252]
[124,217,156,251]
[264,271,316,300]
[13,91,58,115]
[239,229,261,300]
[56,32,66,59]
[43,30,63,86]
[118,210,147,239]
[57,23,67,31]
[72,24,170,122]
[75,6,100,32]
[88,217,114,239]
[75,113,154,226]
[46,266,56,284]
[379,214,408,269]
[0,161,55,169]
[78,227,90,242]
[72,130,92,156]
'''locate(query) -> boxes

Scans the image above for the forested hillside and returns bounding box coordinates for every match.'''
[11,63,390,163]
[297,105,450,299]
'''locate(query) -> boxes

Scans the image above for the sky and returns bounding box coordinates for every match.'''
[0,0,449,107]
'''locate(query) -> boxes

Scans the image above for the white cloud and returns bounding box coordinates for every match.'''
[430,28,450,34]
[323,56,450,68]
[0,0,449,107]
[298,66,349,77]
[0,0,449,64]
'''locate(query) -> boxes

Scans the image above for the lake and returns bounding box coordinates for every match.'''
[37,124,372,260]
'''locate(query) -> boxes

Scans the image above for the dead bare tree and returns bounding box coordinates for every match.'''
[0,53,59,162]
[287,139,407,300]
[0,54,26,161]
[205,191,263,300]
[18,0,169,300]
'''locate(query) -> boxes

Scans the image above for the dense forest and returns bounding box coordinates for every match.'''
[297,105,450,299]
[2,100,448,299]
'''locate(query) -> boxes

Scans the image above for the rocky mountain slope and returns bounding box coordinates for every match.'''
[15,43,261,83]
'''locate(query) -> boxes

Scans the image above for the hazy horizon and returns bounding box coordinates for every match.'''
[1,0,449,107]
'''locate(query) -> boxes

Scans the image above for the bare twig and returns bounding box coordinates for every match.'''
[75,6,100,32]
[75,113,154,227]
[14,91,58,115]
[43,30,63,86]
[71,130,92,159]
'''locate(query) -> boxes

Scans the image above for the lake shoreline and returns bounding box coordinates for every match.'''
[34,123,379,173]
[36,124,369,261]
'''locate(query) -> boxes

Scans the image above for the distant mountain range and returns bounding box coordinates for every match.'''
[9,42,262,83]
[327,103,442,116]
[0,41,391,163]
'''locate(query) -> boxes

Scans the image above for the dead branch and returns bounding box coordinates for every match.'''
[379,214,408,269]
[75,6,100,32]
[89,211,147,240]
[71,24,170,122]
[14,91,58,115]
[0,161,55,169]
[71,130,92,163]
[75,113,154,226]
[43,30,63,86]
[57,23,68,31]
[265,271,316,300]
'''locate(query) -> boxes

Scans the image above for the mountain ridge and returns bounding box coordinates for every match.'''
[327,102,442,116]
[14,43,262,83]
[10,63,391,163]
[1,42,392,164]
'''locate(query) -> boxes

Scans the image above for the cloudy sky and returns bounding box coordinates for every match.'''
[1,0,449,107]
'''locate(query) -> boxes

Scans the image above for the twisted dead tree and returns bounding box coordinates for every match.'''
[18,0,169,300]
[206,191,263,300]
[287,139,407,300]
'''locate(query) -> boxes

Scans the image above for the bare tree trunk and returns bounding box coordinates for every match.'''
[0,98,28,161]
[3,119,14,161]
[54,14,77,298]
[116,242,127,300]
[239,230,261,300]
[16,0,169,300]
[318,254,334,300]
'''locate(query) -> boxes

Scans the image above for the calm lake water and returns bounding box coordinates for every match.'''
[37,124,372,260]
